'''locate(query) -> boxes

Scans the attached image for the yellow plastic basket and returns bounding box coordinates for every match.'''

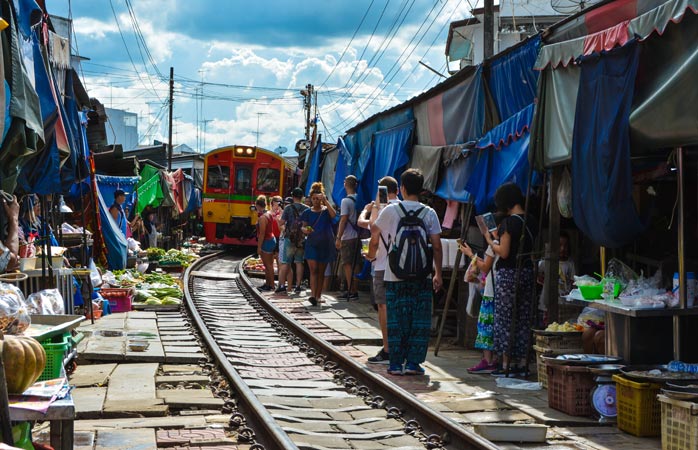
[613,374,662,437]
[658,394,698,450]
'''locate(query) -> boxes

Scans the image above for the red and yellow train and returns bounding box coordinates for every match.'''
[202,145,298,246]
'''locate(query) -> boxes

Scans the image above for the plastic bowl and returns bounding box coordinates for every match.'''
[579,284,603,300]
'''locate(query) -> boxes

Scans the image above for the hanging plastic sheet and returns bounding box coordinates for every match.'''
[321,146,339,204]
[331,138,350,207]
[304,139,322,196]
[171,169,185,214]
[571,42,646,248]
[413,66,485,146]
[434,150,476,203]
[59,71,90,189]
[357,121,413,207]
[486,36,541,122]
[95,175,139,213]
[95,185,127,270]
[409,145,442,193]
[466,104,536,214]
[136,164,164,214]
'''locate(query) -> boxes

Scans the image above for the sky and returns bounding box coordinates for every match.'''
[47,0,474,155]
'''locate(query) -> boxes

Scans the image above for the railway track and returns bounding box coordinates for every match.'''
[184,252,499,450]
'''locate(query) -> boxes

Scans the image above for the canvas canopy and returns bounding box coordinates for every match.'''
[136,164,164,214]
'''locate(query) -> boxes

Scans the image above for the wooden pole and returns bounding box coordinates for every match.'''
[674,147,685,361]
[167,67,174,172]
[0,335,15,446]
[545,168,561,323]
[435,202,472,357]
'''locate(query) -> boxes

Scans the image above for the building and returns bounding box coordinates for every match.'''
[446,0,568,69]
[105,108,139,151]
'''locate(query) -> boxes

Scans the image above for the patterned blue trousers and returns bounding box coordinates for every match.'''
[385,279,432,366]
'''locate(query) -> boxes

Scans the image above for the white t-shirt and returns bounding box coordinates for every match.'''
[340,196,358,241]
[374,200,442,282]
[483,244,499,298]
[374,199,401,272]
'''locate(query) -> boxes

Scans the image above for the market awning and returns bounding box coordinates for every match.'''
[136,164,164,214]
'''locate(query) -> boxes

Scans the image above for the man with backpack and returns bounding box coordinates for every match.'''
[366,169,443,376]
[277,187,309,294]
[335,175,362,300]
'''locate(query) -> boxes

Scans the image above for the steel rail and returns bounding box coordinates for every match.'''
[183,252,299,450]
[237,257,500,450]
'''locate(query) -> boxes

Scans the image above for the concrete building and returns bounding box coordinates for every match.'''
[105,108,139,151]
[446,0,568,70]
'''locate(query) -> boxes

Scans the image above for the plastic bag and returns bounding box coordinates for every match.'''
[577,306,605,328]
[558,168,573,219]
[127,238,141,252]
[26,289,65,315]
[464,255,480,283]
[466,282,482,318]
[0,282,30,334]
[495,377,542,390]
[606,258,639,290]
[574,275,599,287]
[102,270,117,287]
[89,259,102,287]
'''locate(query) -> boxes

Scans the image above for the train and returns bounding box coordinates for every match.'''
[202,145,299,246]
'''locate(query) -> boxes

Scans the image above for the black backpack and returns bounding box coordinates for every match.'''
[286,205,305,248]
[388,203,433,280]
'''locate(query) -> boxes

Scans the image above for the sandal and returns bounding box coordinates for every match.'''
[308,297,317,306]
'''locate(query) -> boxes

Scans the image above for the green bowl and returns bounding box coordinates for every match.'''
[579,284,603,300]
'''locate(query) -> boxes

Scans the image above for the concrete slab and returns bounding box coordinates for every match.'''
[103,363,165,415]
[74,415,208,431]
[95,428,157,450]
[155,375,210,385]
[70,363,117,387]
[73,387,107,419]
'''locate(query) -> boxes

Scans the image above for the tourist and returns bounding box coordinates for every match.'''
[335,175,360,300]
[276,188,308,294]
[485,182,537,377]
[367,169,443,376]
[255,195,278,291]
[301,182,336,306]
[365,176,400,365]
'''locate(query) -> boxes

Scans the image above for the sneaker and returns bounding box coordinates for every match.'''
[403,362,425,375]
[491,366,527,378]
[308,297,317,306]
[387,364,403,375]
[294,285,302,294]
[347,292,359,301]
[339,291,350,300]
[367,349,390,364]
[467,359,497,374]
[259,284,273,292]
[274,285,287,294]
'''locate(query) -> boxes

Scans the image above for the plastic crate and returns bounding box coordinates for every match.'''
[613,375,662,437]
[659,394,698,450]
[99,287,134,298]
[38,333,70,381]
[533,345,584,389]
[534,331,583,351]
[106,295,132,313]
[546,364,595,416]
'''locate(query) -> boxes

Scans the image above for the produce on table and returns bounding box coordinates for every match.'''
[545,321,584,332]
[244,257,266,272]
[161,296,181,305]
[2,335,46,394]
[144,298,162,305]
[158,249,197,267]
[146,247,166,260]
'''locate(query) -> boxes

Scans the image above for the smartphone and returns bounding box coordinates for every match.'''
[378,186,388,204]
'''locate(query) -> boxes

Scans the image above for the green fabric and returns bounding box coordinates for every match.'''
[136,164,164,214]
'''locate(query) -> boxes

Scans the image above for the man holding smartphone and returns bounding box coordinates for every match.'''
[365,177,400,364]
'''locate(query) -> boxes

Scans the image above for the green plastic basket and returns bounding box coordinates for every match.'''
[38,333,70,381]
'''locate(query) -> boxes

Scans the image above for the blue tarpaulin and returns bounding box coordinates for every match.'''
[60,72,90,190]
[486,36,541,122]
[331,138,351,207]
[466,104,535,214]
[96,175,139,269]
[304,139,322,196]
[435,152,478,203]
[571,42,646,248]
[357,121,413,207]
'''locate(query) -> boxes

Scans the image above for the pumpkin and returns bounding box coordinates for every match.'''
[1,335,46,394]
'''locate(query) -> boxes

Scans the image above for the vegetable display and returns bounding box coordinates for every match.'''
[158,249,197,267]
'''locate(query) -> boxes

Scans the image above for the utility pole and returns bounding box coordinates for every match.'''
[255,112,267,148]
[167,67,174,171]
[201,119,212,153]
[483,0,495,59]
[301,84,314,142]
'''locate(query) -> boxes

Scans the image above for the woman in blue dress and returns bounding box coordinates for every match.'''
[301,182,336,306]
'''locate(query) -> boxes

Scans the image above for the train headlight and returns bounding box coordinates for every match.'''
[245,148,253,155]
[249,205,256,212]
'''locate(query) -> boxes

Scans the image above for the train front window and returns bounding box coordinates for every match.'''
[207,164,230,190]
[257,168,280,192]
[235,166,252,195]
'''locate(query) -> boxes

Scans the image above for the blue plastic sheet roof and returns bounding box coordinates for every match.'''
[486,36,541,122]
